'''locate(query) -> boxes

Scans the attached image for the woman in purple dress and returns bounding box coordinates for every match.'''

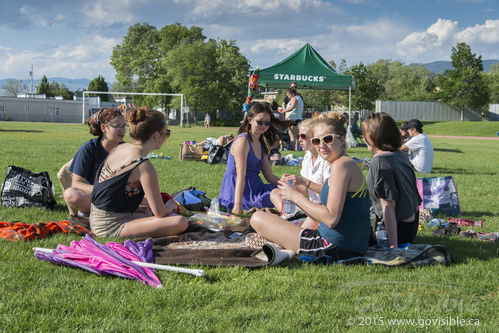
[219,103,287,215]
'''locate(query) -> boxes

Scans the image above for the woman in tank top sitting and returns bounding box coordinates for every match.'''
[250,114,371,260]
[90,107,188,238]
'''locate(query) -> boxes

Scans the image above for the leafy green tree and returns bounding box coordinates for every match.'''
[36,75,50,96]
[367,60,435,101]
[57,84,74,100]
[1,79,27,96]
[88,75,109,101]
[213,39,250,115]
[111,22,249,121]
[345,62,384,110]
[435,43,490,113]
[485,64,499,104]
[165,39,218,119]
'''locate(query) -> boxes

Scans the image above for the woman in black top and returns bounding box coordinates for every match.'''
[362,113,421,247]
[90,107,188,238]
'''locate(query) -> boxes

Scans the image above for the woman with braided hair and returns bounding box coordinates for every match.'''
[90,107,187,238]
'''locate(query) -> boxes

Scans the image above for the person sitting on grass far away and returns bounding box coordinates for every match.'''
[218,103,289,215]
[270,117,330,213]
[64,108,126,218]
[362,112,422,247]
[250,114,372,261]
[400,119,434,173]
[90,107,188,238]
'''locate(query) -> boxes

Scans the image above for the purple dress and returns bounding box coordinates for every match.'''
[219,133,276,210]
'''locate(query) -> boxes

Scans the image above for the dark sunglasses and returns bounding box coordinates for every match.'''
[298,134,308,140]
[311,134,341,147]
[255,120,272,127]
[161,129,171,137]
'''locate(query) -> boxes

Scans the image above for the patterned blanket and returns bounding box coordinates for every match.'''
[0,220,91,241]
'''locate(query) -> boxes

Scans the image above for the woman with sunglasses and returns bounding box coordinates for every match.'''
[64,108,126,218]
[362,112,421,247]
[270,117,330,217]
[250,114,371,260]
[90,107,187,238]
[219,103,286,215]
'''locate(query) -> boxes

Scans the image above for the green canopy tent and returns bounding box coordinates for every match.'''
[257,43,355,116]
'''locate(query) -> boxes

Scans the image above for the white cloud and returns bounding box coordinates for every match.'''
[81,0,141,25]
[396,18,499,61]
[0,35,119,81]
[177,0,331,17]
[249,39,307,54]
[334,18,408,41]
[396,19,459,60]
[19,5,64,27]
[456,19,499,44]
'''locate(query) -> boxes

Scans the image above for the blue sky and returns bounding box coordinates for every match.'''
[0,0,497,83]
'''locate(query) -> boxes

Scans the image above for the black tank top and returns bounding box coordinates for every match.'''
[91,158,148,212]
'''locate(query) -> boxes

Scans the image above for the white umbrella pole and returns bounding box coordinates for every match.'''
[33,247,205,277]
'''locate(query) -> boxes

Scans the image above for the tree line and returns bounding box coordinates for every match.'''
[2,22,499,120]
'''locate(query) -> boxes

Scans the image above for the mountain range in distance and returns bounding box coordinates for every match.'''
[1,60,498,93]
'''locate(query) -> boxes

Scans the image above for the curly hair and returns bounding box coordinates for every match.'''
[86,108,124,136]
[126,107,166,142]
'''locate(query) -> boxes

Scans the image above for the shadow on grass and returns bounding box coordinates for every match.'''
[0,129,43,133]
[460,211,496,219]
[416,235,498,262]
[434,148,463,153]
[432,167,496,175]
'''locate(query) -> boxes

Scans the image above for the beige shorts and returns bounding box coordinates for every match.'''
[90,204,152,238]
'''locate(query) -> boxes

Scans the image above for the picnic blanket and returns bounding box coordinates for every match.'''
[149,223,452,268]
[300,244,453,267]
[0,220,91,241]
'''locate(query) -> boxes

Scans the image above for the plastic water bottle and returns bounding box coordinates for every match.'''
[426,218,443,231]
[282,180,296,215]
[375,222,389,248]
[208,197,220,216]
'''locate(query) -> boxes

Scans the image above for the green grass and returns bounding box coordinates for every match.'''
[0,121,498,332]
[416,121,499,137]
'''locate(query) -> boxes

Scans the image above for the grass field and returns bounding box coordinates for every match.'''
[0,121,498,332]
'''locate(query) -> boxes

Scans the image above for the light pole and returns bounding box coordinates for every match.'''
[29,64,33,98]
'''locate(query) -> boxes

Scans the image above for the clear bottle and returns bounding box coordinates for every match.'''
[282,180,296,215]
[425,218,442,231]
[375,221,389,248]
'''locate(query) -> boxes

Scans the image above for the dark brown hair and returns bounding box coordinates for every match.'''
[126,107,166,142]
[362,112,402,152]
[238,103,289,155]
[286,88,297,96]
[86,108,123,136]
[310,112,347,138]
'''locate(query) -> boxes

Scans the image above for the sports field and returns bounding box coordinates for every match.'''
[0,121,498,331]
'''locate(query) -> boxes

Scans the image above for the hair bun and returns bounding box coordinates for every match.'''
[126,108,147,124]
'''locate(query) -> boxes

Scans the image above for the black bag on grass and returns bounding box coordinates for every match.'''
[1,165,57,209]
[207,145,229,164]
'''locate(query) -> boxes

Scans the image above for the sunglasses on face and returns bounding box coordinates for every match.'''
[107,124,127,130]
[298,133,309,140]
[255,120,272,127]
[160,129,171,137]
[311,134,341,147]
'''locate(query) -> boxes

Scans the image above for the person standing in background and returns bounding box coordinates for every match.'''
[204,113,211,128]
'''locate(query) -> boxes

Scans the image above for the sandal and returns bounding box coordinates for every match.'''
[245,233,268,249]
